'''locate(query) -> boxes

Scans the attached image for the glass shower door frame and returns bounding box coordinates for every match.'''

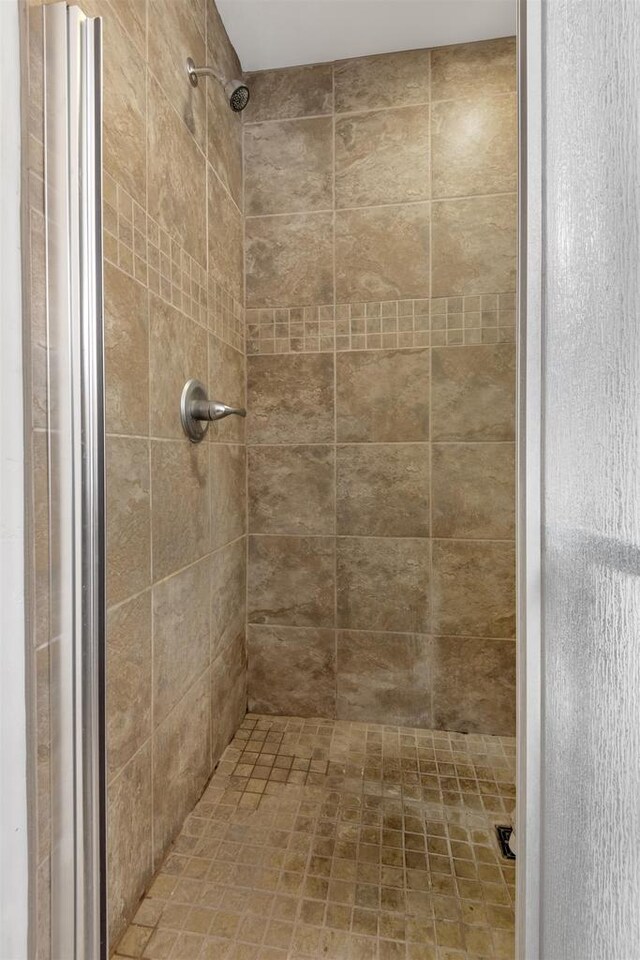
[44,4,107,957]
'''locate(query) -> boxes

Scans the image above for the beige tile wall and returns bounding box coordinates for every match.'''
[22,0,248,952]
[244,39,517,738]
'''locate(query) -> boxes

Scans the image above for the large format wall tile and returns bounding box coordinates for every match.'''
[248,445,335,535]
[244,117,333,215]
[150,440,210,581]
[335,105,430,208]
[152,557,212,724]
[104,263,149,436]
[210,444,246,550]
[336,349,429,442]
[207,81,243,207]
[336,204,430,301]
[432,636,515,735]
[248,625,336,717]
[246,212,333,308]
[102,12,146,205]
[336,444,430,537]
[431,95,518,199]
[207,166,244,300]
[106,437,151,605]
[108,744,153,945]
[148,0,206,152]
[244,64,334,122]
[211,632,247,763]
[209,336,246,444]
[149,293,208,439]
[107,592,152,779]
[432,539,516,637]
[334,49,430,113]
[211,538,246,661]
[337,537,430,633]
[431,343,515,441]
[431,37,516,101]
[152,674,211,865]
[247,353,335,444]
[147,77,206,266]
[431,194,517,297]
[248,535,335,627]
[337,631,432,726]
[431,442,515,539]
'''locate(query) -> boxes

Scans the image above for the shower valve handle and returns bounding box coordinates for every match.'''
[191,399,247,422]
[180,379,246,443]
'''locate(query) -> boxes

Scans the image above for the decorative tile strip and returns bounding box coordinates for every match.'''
[246,293,516,355]
[103,173,244,354]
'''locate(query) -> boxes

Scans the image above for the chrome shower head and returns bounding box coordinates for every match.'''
[186,58,250,112]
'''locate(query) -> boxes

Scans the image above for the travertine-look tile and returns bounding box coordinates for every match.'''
[107,592,152,779]
[248,445,335,535]
[337,537,431,633]
[207,80,243,207]
[431,37,516,101]
[32,431,50,648]
[245,117,333,215]
[211,632,247,762]
[208,336,246,444]
[104,262,149,436]
[102,10,146,205]
[243,63,334,122]
[336,444,430,537]
[432,636,516,735]
[431,442,515,539]
[109,0,146,57]
[108,743,153,945]
[36,645,50,865]
[248,535,335,627]
[149,293,208,439]
[431,95,517,199]
[211,538,246,662]
[148,0,206,152]
[336,204,430,302]
[153,557,212,725]
[148,77,206,266]
[150,440,209,581]
[247,353,335,444]
[431,343,515,441]
[431,195,517,297]
[106,437,151,605]
[336,349,429,442]
[337,631,432,726]
[210,443,246,550]
[246,212,334,308]
[207,165,243,301]
[334,49,430,113]
[152,673,212,865]
[432,539,516,638]
[248,625,336,717]
[335,105,430,208]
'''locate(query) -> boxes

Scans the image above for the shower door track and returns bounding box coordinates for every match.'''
[44,4,107,957]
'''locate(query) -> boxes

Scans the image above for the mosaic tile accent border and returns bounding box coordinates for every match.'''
[103,173,245,354]
[246,294,516,355]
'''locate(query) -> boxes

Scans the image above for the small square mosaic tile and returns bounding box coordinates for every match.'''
[115,716,516,960]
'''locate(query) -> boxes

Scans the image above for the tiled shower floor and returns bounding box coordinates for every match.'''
[115,715,516,960]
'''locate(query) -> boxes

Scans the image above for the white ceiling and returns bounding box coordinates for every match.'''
[217,0,517,72]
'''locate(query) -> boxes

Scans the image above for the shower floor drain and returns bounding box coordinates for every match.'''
[496,825,516,860]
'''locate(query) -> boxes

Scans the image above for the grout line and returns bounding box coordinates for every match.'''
[331,60,339,719]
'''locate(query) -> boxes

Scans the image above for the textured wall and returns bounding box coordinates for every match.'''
[244,39,517,736]
[22,0,248,951]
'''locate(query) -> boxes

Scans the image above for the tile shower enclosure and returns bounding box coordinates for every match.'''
[22,1,516,949]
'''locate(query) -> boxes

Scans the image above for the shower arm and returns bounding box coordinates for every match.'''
[186,57,224,88]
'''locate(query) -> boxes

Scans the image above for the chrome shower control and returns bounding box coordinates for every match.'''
[180,379,246,443]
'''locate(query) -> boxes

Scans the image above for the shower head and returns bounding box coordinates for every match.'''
[186,57,250,112]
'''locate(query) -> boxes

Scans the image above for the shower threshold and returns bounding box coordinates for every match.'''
[114,715,515,960]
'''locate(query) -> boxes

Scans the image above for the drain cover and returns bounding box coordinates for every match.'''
[496,825,516,860]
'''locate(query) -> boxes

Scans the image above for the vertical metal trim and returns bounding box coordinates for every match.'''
[516,0,543,957]
[44,4,106,958]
